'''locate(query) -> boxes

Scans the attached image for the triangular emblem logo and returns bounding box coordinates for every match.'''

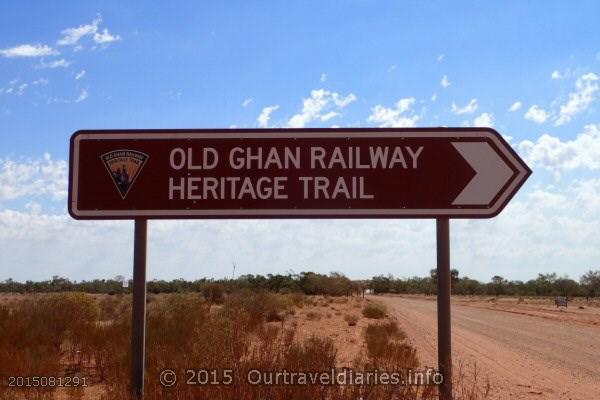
[101,150,149,199]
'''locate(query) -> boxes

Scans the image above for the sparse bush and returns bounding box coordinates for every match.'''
[98,295,121,321]
[202,282,225,309]
[0,291,471,400]
[344,314,359,326]
[362,302,387,319]
[266,309,285,322]
[306,311,322,321]
[364,321,413,366]
[285,336,337,370]
[290,292,306,308]
[221,290,293,330]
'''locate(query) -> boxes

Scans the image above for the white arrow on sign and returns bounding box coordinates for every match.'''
[451,142,514,205]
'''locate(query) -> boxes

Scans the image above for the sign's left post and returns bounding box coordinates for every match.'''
[131,219,148,399]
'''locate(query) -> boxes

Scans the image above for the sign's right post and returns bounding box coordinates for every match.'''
[437,217,452,400]
[131,219,148,399]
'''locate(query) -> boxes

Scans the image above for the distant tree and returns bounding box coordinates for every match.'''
[451,269,459,290]
[354,280,368,297]
[265,274,299,293]
[429,269,438,289]
[297,272,324,295]
[370,275,393,294]
[327,272,354,296]
[554,276,580,297]
[489,275,507,296]
[454,276,485,295]
[580,270,600,298]
[428,268,459,292]
[534,273,557,296]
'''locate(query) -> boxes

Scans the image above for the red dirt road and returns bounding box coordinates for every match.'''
[375,295,600,400]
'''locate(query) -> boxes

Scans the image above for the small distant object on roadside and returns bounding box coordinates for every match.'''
[554,296,568,308]
[579,306,585,310]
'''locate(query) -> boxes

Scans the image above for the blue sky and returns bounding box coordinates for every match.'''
[1,2,599,282]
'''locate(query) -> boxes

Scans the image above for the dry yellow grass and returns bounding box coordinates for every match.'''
[0,292,489,399]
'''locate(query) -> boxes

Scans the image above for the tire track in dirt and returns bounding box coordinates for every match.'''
[374,295,600,400]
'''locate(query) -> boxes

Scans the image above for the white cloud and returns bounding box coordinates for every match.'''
[555,73,599,126]
[473,112,494,127]
[286,89,356,128]
[57,15,120,47]
[451,98,478,115]
[570,179,600,215]
[2,180,600,282]
[551,69,572,80]
[0,209,137,281]
[431,93,437,102]
[75,70,86,80]
[320,111,339,121]
[25,202,43,216]
[37,58,71,69]
[75,89,88,103]
[0,44,58,58]
[320,73,327,82]
[508,101,522,112]
[17,83,28,96]
[58,16,102,46]
[94,29,121,44]
[367,97,420,127]
[331,92,357,108]
[524,105,550,124]
[450,182,600,268]
[0,154,67,202]
[440,75,451,88]
[518,124,600,173]
[437,54,445,62]
[241,97,253,107]
[257,105,279,128]
[0,78,47,96]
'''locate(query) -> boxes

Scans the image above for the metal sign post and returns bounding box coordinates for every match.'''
[436,218,452,400]
[131,219,148,399]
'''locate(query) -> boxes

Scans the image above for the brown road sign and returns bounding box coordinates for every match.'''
[68,128,531,219]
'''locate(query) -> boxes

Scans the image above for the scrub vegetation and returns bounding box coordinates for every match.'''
[2,269,599,299]
[0,291,490,400]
